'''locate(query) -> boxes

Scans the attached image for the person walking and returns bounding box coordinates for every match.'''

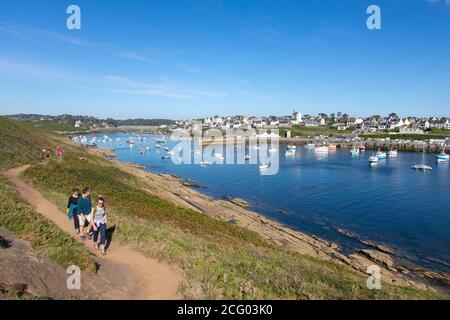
[91,196,108,255]
[66,188,80,234]
[77,187,93,239]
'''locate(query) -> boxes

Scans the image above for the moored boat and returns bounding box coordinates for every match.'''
[314,146,329,153]
[369,155,378,164]
[375,150,387,160]
[388,150,398,157]
[350,147,360,156]
[436,151,449,163]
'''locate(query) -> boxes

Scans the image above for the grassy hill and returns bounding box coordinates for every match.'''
[0,117,56,169]
[0,116,446,299]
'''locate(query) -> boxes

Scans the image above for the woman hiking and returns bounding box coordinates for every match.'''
[66,188,80,234]
[90,196,108,255]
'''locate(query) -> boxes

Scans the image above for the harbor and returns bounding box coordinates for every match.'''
[79,133,450,278]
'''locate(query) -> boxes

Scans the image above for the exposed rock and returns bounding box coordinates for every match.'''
[229,198,250,208]
[182,179,208,188]
[415,269,450,286]
[359,249,395,268]
[336,228,353,238]
[361,240,395,255]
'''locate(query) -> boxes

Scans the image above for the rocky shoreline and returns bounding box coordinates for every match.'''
[86,146,449,292]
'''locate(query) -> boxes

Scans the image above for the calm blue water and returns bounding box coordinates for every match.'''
[88,134,450,273]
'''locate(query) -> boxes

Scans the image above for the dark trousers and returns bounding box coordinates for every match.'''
[93,223,107,246]
[73,212,80,230]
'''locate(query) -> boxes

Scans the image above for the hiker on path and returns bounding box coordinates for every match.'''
[56,146,64,158]
[91,195,108,255]
[66,188,80,234]
[77,187,93,239]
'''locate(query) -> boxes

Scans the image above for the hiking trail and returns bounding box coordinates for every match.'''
[4,165,183,300]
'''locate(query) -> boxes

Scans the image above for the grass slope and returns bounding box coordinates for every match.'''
[0,175,95,271]
[23,152,444,299]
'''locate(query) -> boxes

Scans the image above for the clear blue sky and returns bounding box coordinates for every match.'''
[0,0,449,119]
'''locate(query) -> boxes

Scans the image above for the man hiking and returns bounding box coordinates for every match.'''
[77,187,93,239]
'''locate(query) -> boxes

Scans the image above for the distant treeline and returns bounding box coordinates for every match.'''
[7,114,176,129]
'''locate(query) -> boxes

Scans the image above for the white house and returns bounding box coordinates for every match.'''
[291,111,303,124]
[74,120,82,128]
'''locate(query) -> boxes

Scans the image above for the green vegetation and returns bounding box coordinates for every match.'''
[1,116,445,299]
[0,175,95,271]
[22,153,444,299]
[0,117,56,169]
[279,125,353,138]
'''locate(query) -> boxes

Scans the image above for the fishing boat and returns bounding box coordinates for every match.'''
[388,150,398,157]
[436,151,449,163]
[350,147,360,156]
[314,146,329,153]
[375,150,387,160]
[200,161,211,166]
[412,147,432,171]
[358,145,366,152]
[286,145,296,150]
[305,143,315,149]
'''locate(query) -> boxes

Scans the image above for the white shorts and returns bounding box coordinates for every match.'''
[78,213,91,227]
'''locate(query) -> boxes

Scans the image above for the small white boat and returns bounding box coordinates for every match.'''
[388,150,398,157]
[164,147,170,152]
[314,146,329,153]
[259,163,269,170]
[369,155,379,164]
[375,150,387,160]
[286,145,296,150]
[412,147,432,171]
[285,149,296,157]
[305,143,315,149]
[436,151,449,163]
[139,149,146,155]
[156,138,165,143]
[155,144,161,149]
[411,164,432,171]
[162,155,171,160]
[350,148,360,156]
[200,161,211,166]
[214,153,224,160]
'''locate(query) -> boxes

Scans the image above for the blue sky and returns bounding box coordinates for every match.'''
[0,0,449,119]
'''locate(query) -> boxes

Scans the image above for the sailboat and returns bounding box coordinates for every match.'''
[412,147,432,171]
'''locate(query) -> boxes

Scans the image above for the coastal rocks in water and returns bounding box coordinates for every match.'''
[361,240,395,255]
[359,249,395,268]
[182,179,208,189]
[230,198,250,208]
[221,196,250,208]
[127,162,145,169]
[336,228,353,238]
[414,269,450,286]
